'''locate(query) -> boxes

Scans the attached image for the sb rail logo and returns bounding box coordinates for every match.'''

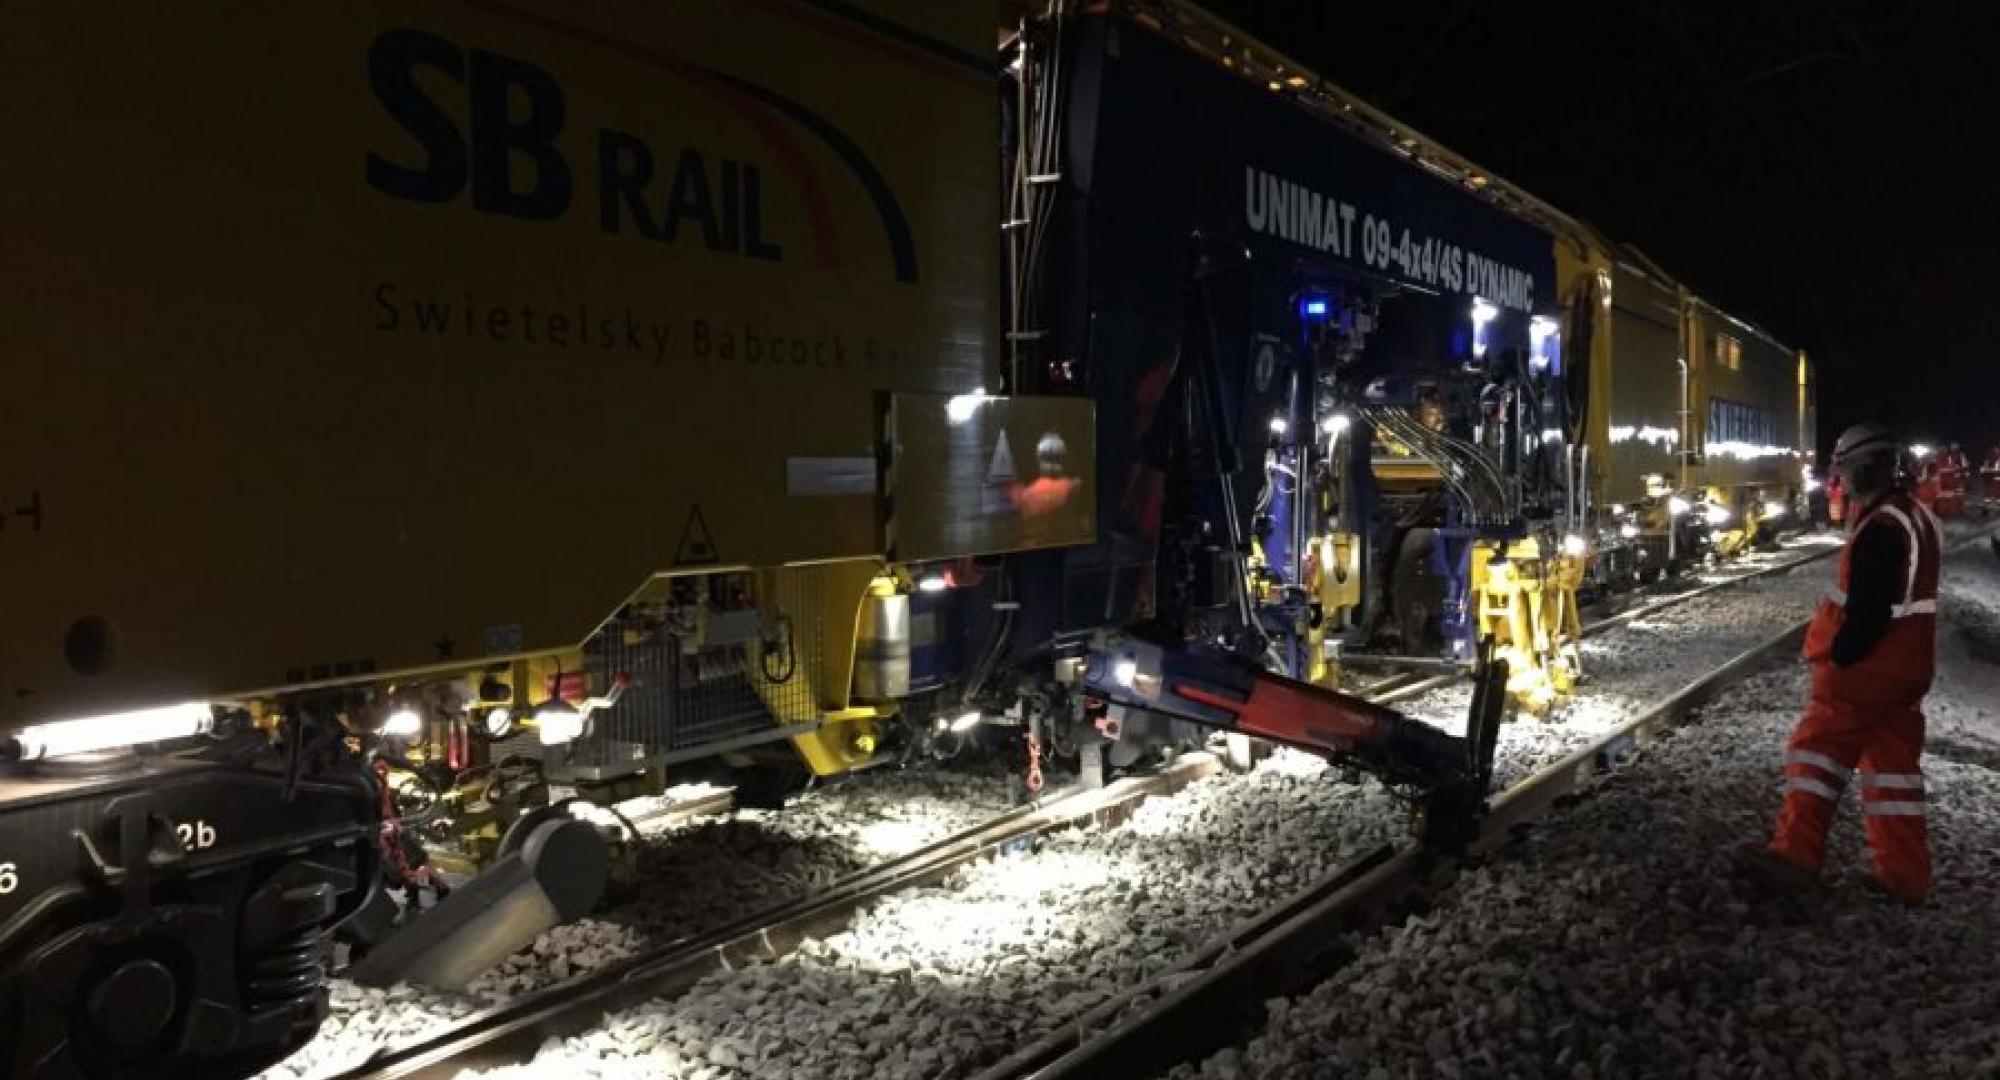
[365,25,919,283]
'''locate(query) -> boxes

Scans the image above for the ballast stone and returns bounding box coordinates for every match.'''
[1169,542,2000,1080]
[253,762,1017,1079]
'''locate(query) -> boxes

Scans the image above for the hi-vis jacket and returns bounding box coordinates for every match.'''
[1803,490,1943,692]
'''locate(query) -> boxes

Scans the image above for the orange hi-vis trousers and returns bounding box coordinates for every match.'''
[1769,663,1930,901]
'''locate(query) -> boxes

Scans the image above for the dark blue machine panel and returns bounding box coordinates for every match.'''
[1025,12,1558,645]
[1067,15,1554,316]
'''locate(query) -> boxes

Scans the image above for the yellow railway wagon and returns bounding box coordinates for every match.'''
[0,3,1008,732]
[1686,296,1811,514]
[1605,256,1689,501]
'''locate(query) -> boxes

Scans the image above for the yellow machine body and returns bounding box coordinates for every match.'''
[1684,296,1812,523]
[1603,257,1691,509]
[1470,539,1585,713]
[0,4,1035,746]
[1554,227,1618,512]
[1570,241,1816,566]
[1310,533,1364,686]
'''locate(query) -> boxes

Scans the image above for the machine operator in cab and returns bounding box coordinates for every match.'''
[1742,423,1944,906]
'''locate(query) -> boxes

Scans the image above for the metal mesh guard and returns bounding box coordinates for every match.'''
[579,569,823,766]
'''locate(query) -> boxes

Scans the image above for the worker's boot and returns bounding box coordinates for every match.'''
[1732,844,1821,902]
[1856,874,1927,909]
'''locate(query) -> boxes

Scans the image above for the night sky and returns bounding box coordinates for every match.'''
[1201,0,2000,456]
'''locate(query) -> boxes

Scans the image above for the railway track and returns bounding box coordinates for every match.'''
[1366,534,1843,706]
[322,757,1223,1080]
[971,616,1805,1080]
[968,525,1998,1080]
[310,531,1855,1080]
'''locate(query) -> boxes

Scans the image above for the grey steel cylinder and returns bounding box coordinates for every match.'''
[853,592,911,701]
[347,818,607,991]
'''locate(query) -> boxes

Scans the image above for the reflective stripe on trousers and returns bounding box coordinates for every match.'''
[1783,776,1841,801]
[1768,668,1931,902]
[1861,772,1927,818]
[1782,749,1850,803]
[1865,802,1926,817]
[1824,589,1938,618]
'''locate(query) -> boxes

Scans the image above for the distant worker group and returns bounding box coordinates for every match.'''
[1910,443,1972,517]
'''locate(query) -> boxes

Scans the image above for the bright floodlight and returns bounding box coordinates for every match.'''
[1668,496,1691,517]
[1562,534,1588,558]
[946,392,991,424]
[1321,412,1352,435]
[1620,524,1640,539]
[535,700,586,745]
[1763,500,1788,520]
[1705,503,1732,526]
[948,710,982,733]
[1112,658,1138,688]
[1910,444,1933,459]
[382,707,423,737]
[1529,314,1558,373]
[1268,416,1288,435]
[1470,297,1499,359]
[917,574,949,593]
[10,702,214,760]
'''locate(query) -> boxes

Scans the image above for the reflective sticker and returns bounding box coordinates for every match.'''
[1784,776,1842,801]
[1864,801,1926,816]
[1786,749,1850,777]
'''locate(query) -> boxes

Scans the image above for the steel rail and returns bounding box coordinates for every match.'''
[990,525,1994,1080]
[321,754,1223,1080]
[320,528,1929,1079]
[967,620,1807,1080]
[618,786,737,831]
[1370,537,1844,707]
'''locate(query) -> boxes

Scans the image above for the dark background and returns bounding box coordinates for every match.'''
[1201,0,2000,457]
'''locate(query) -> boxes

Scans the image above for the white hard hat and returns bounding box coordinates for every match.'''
[1832,422,1897,468]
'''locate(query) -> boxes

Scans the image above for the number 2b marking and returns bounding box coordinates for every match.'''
[176,821,217,851]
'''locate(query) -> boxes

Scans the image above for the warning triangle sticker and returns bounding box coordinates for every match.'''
[986,431,1017,484]
[674,505,719,565]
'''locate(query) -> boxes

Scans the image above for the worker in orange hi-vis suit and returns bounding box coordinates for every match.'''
[1984,446,2000,512]
[1742,423,1944,906]
[1911,450,1942,511]
[1935,444,1968,517]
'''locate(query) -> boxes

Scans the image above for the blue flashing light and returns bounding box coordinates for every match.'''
[1301,297,1329,319]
